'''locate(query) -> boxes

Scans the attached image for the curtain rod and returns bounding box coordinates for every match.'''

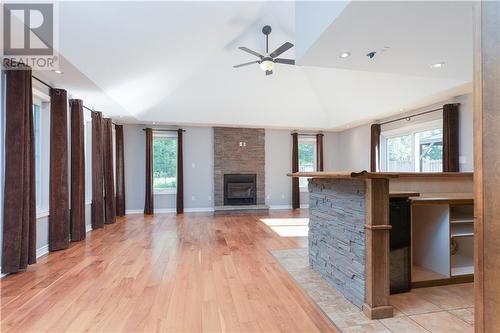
[142,128,185,132]
[32,75,117,124]
[291,133,322,137]
[379,107,443,126]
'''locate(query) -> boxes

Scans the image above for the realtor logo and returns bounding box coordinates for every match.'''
[2,3,58,70]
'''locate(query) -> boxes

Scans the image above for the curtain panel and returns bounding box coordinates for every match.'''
[70,99,86,241]
[91,112,105,229]
[370,124,381,172]
[1,66,37,274]
[316,133,324,172]
[115,125,126,216]
[103,118,116,224]
[144,128,154,214]
[291,133,300,209]
[176,129,184,214]
[49,89,70,251]
[443,103,460,172]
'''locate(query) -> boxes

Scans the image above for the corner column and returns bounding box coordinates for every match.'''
[363,178,393,319]
[474,2,500,332]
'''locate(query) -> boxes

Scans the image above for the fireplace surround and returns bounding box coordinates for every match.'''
[224,174,256,206]
[213,127,266,207]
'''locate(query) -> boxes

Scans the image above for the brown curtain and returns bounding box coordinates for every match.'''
[1,66,36,274]
[49,89,70,251]
[115,125,126,217]
[370,124,381,172]
[176,129,184,214]
[70,99,86,241]
[443,103,460,172]
[291,133,300,209]
[144,128,154,214]
[102,118,116,224]
[316,133,324,171]
[91,112,105,229]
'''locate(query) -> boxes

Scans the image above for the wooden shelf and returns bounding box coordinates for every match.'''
[451,232,474,238]
[412,265,449,282]
[451,254,474,276]
[450,219,474,224]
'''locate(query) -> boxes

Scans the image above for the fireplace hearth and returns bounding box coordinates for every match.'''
[224,174,256,206]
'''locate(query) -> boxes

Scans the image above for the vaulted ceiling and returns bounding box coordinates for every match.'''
[32,1,473,130]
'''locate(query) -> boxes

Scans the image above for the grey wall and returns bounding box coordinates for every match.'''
[264,129,338,208]
[123,126,338,211]
[331,93,474,172]
[123,125,214,212]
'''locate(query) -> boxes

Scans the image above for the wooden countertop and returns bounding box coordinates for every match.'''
[390,191,420,198]
[287,170,474,179]
[410,193,474,205]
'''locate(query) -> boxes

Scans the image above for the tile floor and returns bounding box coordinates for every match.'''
[271,248,474,333]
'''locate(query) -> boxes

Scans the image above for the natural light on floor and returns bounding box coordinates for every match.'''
[260,218,309,237]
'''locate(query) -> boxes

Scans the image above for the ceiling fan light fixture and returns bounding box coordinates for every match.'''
[339,52,350,59]
[260,59,274,72]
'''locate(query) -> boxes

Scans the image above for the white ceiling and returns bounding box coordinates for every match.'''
[32,1,473,130]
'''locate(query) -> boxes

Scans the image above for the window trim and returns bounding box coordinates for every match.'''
[298,136,317,191]
[380,119,442,172]
[152,132,178,195]
[32,88,50,215]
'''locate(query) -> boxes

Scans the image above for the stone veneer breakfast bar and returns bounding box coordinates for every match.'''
[288,170,474,320]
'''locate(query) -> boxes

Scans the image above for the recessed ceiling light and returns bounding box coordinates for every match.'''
[53,70,63,74]
[431,62,445,69]
[339,52,350,59]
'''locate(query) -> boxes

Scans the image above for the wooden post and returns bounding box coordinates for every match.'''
[363,178,393,319]
[474,2,500,332]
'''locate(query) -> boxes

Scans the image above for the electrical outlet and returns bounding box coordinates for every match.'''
[208,195,212,202]
[281,193,285,199]
[266,194,270,199]
[191,196,196,201]
[459,156,467,164]
[191,162,196,168]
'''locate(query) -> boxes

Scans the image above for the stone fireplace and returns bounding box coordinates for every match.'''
[214,127,266,209]
[224,174,256,206]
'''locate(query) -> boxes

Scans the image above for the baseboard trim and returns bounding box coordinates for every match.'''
[125,207,215,214]
[125,209,144,214]
[36,244,49,259]
[185,207,214,213]
[269,205,292,210]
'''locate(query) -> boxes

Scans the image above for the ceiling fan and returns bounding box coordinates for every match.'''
[233,25,295,76]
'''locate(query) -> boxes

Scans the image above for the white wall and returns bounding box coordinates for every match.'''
[332,93,474,172]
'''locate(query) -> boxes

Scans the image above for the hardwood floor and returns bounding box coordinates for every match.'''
[0,211,337,333]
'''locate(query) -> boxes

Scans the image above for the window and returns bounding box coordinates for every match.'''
[382,121,443,172]
[33,103,42,208]
[84,111,92,203]
[153,133,177,193]
[32,89,50,214]
[298,136,316,188]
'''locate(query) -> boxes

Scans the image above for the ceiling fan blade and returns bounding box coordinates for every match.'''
[233,61,260,68]
[269,42,294,58]
[238,46,264,59]
[266,70,273,76]
[274,58,295,65]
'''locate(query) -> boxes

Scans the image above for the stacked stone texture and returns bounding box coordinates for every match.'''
[308,178,366,308]
[214,127,265,206]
